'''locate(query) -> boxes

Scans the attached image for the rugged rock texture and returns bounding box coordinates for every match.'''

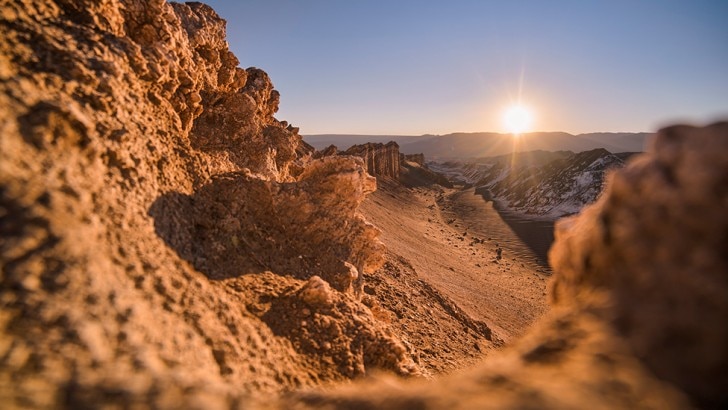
[2,0,727,408]
[344,141,401,180]
[399,160,454,189]
[315,144,339,158]
[229,273,419,380]
[278,123,728,409]
[150,157,383,293]
[465,149,625,218]
[0,0,423,406]
[402,153,425,166]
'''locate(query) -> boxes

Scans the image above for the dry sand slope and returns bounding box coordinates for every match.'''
[360,179,549,343]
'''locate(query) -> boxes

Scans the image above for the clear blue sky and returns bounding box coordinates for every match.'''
[202,0,728,135]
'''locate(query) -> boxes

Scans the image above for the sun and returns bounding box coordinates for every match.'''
[502,105,534,135]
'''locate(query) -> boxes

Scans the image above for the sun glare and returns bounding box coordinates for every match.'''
[503,105,534,135]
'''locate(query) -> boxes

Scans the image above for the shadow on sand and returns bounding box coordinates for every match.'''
[475,187,555,267]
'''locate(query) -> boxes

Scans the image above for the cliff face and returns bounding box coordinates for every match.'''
[344,141,401,180]
[399,155,454,188]
[402,153,425,166]
[0,0,419,405]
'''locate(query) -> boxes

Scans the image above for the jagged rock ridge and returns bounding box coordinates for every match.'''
[436,149,625,218]
[0,0,445,405]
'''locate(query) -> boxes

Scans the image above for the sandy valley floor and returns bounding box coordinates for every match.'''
[361,179,550,344]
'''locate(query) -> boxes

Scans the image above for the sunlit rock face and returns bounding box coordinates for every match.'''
[344,141,402,180]
[0,0,407,406]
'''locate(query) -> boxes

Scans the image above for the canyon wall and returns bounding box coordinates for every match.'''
[402,153,425,166]
[344,141,401,180]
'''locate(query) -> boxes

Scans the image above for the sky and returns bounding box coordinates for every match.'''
[202,0,728,135]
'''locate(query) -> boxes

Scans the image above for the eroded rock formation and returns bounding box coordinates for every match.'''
[0,0,420,406]
[399,154,454,188]
[402,153,425,166]
[344,141,401,180]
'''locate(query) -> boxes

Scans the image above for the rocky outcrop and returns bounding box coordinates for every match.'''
[316,144,339,158]
[344,141,401,180]
[472,149,625,218]
[548,123,728,407]
[402,153,425,166]
[400,157,454,188]
[0,0,420,406]
[150,157,384,292]
[318,147,450,188]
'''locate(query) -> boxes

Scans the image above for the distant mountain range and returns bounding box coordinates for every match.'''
[430,148,638,219]
[304,132,651,158]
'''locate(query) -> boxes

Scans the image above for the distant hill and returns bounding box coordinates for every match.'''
[431,148,626,219]
[304,132,651,158]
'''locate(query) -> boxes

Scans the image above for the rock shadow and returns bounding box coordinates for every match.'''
[260,277,415,378]
[149,159,383,288]
[148,174,311,280]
